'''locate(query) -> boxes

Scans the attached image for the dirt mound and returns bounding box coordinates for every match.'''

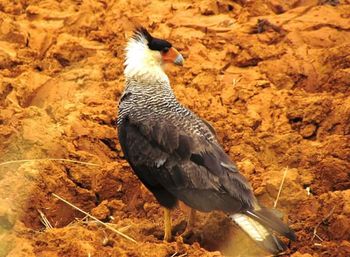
[0,0,349,256]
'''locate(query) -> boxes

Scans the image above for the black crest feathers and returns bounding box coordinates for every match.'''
[133,26,172,52]
[133,27,153,43]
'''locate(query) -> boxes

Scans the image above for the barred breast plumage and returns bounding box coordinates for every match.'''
[118,78,216,144]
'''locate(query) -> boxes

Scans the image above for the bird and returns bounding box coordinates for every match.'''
[117,27,296,254]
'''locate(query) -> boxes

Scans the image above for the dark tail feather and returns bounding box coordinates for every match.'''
[245,207,296,241]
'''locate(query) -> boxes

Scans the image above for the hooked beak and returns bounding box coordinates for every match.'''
[162,47,184,66]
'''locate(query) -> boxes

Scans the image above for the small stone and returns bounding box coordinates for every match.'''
[329,215,350,240]
[91,201,110,220]
[291,252,314,257]
[107,200,125,211]
[199,0,218,15]
[221,83,237,104]
[237,159,255,176]
[300,123,317,138]
[0,199,16,230]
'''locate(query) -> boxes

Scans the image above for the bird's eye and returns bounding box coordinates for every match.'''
[162,47,169,53]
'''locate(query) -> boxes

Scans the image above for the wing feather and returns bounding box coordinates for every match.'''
[118,114,254,212]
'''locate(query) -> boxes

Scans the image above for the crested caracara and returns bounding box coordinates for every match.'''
[117,27,295,254]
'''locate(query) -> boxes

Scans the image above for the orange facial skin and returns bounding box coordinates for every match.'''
[162,47,184,66]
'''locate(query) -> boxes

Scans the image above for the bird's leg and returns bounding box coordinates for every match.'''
[187,208,196,230]
[163,207,172,241]
[180,208,196,238]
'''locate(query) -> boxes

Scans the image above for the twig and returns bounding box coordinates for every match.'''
[232,77,242,87]
[70,216,131,232]
[262,253,287,257]
[274,167,288,208]
[37,209,53,229]
[312,206,336,241]
[52,193,137,243]
[0,158,100,167]
[102,229,110,246]
[118,225,132,232]
[66,215,89,227]
[266,252,288,257]
[313,232,324,242]
[250,19,286,34]
[171,253,187,257]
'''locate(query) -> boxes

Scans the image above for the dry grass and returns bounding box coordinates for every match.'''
[0,158,100,167]
[37,209,53,229]
[312,206,336,242]
[52,193,137,243]
[170,253,188,257]
[273,167,288,208]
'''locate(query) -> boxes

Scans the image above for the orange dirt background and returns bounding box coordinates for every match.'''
[0,0,349,256]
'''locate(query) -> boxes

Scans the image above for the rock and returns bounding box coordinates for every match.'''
[237,159,255,176]
[300,123,317,138]
[329,214,350,240]
[0,199,16,230]
[221,81,238,104]
[291,252,314,257]
[200,0,219,15]
[91,201,110,220]
[107,200,125,211]
[0,18,28,46]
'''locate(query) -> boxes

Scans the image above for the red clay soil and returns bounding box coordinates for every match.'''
[0,0,349,256]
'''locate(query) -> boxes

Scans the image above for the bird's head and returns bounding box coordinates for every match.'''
[124,27,184,82]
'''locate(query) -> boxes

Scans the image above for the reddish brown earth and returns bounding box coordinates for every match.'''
[0,0,350,256]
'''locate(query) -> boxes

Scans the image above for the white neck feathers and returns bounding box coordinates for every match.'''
[124,36,169,83]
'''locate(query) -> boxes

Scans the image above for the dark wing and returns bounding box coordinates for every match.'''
[118,115,255,212]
